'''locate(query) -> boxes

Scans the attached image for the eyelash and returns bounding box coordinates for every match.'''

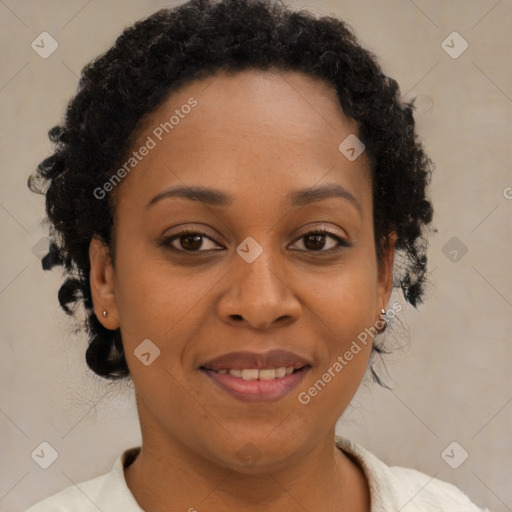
[160,228,350,255]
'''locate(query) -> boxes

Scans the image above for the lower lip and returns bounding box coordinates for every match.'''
[202,367,310,403]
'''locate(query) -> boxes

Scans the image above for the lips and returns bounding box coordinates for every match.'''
[200,349,311,371]
[218,367,294,380]
[200,349,312,402]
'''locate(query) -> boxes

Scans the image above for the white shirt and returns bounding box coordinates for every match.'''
[25,436,490,511]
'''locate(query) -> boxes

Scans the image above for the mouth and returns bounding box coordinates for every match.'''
[209,366,298,380]
[200,350,312,403]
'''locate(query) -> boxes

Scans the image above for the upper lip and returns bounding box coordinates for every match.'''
[200,349,312,371]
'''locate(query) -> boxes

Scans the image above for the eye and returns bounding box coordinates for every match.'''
[161,227,349,254]
[289,229,349,253]
[162,229,224,253]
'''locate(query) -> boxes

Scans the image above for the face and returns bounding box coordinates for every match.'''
[90,69,394,473]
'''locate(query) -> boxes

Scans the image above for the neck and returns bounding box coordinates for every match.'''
[124,425,369,512]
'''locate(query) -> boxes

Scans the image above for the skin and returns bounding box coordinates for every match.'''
[89,69,395,511]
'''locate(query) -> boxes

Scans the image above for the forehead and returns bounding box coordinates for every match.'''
[114,69,372,212]
[144,69,359,142]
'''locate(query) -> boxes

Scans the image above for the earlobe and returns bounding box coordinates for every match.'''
[89,235,119,329]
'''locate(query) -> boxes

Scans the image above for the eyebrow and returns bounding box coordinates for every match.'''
[146,183,361,214]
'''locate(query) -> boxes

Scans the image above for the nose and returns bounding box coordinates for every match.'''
[217,246,302,330]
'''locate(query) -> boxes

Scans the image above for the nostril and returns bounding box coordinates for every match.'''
[231,314,243,321]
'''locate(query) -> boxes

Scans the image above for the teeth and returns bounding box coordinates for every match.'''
[275,367,286,378]
[220,367,297,380]
[258,369,276,380]
[241,369,259,381]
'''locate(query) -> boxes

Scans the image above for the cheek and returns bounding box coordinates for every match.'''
[112,254,206,411]
[297,251,378,381]
[113,240,217,340]
[295,268,377,418]
[300,255,379,329]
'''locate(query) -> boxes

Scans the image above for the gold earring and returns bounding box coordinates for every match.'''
[102,310,108,318]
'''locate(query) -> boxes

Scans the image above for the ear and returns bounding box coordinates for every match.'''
[376,231,396,315]
[89,235,119,329]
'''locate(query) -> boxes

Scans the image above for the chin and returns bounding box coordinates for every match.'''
[202,432,311,475]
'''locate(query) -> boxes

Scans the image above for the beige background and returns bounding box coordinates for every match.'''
[0,0,511,510]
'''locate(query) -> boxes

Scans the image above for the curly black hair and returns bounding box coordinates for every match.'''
[28,0,434,381]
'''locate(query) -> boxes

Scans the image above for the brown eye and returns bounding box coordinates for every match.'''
[162,230,224,253]
[303,233,328,251]
[290,230,349,252]
[161,228,349,255]
[180,233,204,251]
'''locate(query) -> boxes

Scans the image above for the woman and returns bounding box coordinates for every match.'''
[26,0,490,510]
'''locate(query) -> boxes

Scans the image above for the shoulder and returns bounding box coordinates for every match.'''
[386,465,489,511]
[24,447,142,512]
[335,436,490,512]
[24,474,109,512]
